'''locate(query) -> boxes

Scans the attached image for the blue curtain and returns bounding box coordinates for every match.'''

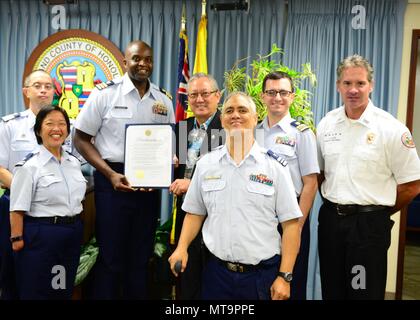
[0,0,286,226]
[283,0,407,299]
[0,0,286,116]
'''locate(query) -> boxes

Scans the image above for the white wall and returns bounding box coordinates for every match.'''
[388,1,420,294]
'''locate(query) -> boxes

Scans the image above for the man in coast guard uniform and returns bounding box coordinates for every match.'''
[317,54,420,299]
[74,40,175,299]
[169,73,224,299]
[0,70,58,299]
[258,71,319,300]
[169,92,302,300]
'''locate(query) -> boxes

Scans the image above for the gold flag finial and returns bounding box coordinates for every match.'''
[201,0,207,17]
[181,2,186,31]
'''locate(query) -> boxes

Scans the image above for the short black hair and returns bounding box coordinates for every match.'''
[34,105,70,145]
[262,71,294,93]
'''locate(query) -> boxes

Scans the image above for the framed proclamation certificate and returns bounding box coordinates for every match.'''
[124,124,174,188]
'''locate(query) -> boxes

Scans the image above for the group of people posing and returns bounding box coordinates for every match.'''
[0,40,419,300]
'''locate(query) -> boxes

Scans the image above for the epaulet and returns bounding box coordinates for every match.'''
[290,120,309,132]
[65,150,81,162]
[160,87,172,100]
[1,112,21,123]
[95,80,115,90]
[213,145,224,151]
[15,152,35,167]
[266,149,288,167]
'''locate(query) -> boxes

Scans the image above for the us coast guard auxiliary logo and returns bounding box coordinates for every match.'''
[24,30,124,119]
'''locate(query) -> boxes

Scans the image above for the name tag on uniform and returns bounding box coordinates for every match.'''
[152,102,168,116]
[249,173,273,186]
[114,106,128,109]
[204,175,221,180]
[275,135,295,147]
[324,132,342,143]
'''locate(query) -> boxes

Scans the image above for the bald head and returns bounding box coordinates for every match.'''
[124,41,154,82]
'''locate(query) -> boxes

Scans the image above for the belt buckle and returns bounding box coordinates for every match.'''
[226,262,244,273]
[53,216,58,224]
[336,205,346,216]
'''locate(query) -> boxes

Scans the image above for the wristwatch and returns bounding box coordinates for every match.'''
[10,235,23,243]
[278,271,293,282]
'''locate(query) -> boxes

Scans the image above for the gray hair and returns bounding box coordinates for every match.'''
[222,91,257,114]
[337,54,374,82]
[187,73,219,92]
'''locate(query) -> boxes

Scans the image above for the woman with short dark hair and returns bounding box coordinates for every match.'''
[9,105,86,299]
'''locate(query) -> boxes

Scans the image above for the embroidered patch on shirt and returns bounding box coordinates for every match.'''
[366,132,375,144]
[152,102,168,116]
[401,132,415,148]
[275,135,296,147]
[249,174,273,186]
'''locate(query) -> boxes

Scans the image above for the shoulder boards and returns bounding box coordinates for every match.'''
[15,152,35,167]
[95,80,115,90]
[290,120,309,132]
[1,112,21,122]
[65,150,81,162]
[160,87,172,100]
[266,149,288,167]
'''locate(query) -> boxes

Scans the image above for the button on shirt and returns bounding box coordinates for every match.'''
[258,113,319,196]
[317,100,420,206]
[74,73,175,163]
[0,109,73,172]
[182,141,302,265]
[10,145,87,217]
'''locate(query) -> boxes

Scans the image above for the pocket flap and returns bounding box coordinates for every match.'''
[202,180,226,192]
[247,182,275,196]
[38,174,62,187]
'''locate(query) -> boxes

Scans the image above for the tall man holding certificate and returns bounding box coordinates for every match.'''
[73,40,175,299]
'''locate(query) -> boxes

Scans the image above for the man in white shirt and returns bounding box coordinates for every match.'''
[317,54,420,299]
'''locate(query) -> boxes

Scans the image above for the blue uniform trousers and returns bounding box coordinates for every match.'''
[92,164,159,299]
[290,217,310,300]
[201,255,280,300]
[13,217,83,300]
[0,191,18,300]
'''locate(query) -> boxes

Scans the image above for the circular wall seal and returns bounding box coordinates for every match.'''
[24,30,125,118]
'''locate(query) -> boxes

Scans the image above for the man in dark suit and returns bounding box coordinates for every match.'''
[169,73,224,299]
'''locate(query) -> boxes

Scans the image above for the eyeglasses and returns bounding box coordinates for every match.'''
[264,89,293,98]
[26,83,54,91]
[188,90,217,100]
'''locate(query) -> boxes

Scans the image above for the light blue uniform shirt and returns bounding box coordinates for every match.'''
[10,145,87,217]
[257,113,319,196]
[0,109,74,172]
[74,73,175,163]
[182,141,302,265]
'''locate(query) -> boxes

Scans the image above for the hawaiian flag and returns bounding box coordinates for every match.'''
[175,28,190,123]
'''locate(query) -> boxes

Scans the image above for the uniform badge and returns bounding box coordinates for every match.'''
[366,132,375,144]
[204,175,221,180]
[249,173,273,186]
[152,102,168,116]
[275,135,296,147]
[401,132,416,148]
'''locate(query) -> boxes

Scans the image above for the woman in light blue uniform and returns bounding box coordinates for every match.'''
[9,105,86,299]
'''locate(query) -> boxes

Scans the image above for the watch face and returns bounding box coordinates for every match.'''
[279,272,293,282]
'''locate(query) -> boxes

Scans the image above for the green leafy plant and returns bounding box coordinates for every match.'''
[224,44,317,131]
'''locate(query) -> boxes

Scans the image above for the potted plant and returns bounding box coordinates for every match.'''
[223,44,317,131]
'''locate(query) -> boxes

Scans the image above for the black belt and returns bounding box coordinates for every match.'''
[210,253,260,273]
[324,200,391,216]
[105,161,124,173]
[25,214,80,224]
